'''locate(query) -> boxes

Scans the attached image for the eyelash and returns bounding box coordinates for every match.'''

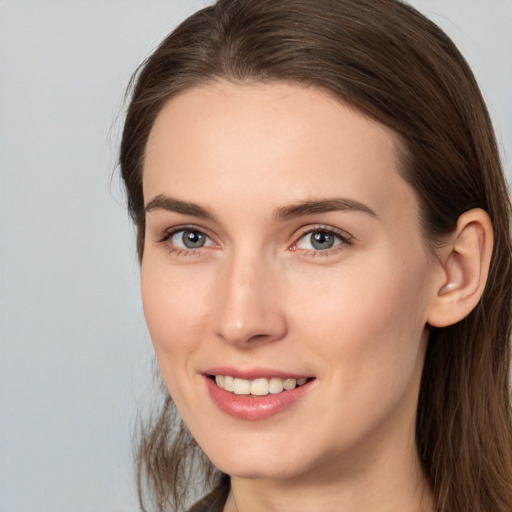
[158,225,215,257]
[290,225,353,258]
[157,224,353,258]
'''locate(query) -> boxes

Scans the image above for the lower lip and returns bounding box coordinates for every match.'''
[205,376,315,421]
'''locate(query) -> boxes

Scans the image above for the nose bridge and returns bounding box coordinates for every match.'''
[213,246,287,346]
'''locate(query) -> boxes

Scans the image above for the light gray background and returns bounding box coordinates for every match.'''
[0,1,510,511]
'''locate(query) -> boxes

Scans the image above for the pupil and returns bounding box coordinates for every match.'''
[183,230,205,248]
[311,231,334,250]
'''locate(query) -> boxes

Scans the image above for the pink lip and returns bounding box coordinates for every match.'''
[204,374,315,421]
[204,366,311,380]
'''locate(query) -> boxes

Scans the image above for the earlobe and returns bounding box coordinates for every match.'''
[427,208,493,328]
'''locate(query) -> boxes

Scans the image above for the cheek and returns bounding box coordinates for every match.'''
[288,251,430,395]
[140,263,211,378]
[286,261,430,452]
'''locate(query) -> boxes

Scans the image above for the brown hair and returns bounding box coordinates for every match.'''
[119,0,512,510]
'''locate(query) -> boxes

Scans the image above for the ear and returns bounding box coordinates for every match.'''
[427,208,493,328]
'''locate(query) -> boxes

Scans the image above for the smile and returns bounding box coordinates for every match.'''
[213,375,310,396]
[204,368,316,420]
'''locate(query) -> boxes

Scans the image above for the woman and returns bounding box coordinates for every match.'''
[119,0,512,511]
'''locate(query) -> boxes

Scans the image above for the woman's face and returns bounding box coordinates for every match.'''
[141,81,442,481]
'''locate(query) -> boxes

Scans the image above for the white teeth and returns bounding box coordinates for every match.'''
[283,378,296,390]
[268,377,284,394]
[250,379,269,396]
[213,375,310,396]
[224,376,234,392]
[233,378,251,395]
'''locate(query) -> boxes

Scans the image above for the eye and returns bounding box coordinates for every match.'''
[168,229,215,249]
[292,228,350,252]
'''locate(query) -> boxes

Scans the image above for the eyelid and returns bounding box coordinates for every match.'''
[157,224,219,254]
[290,224,353,252]
[158,224,211,242]
[155,223,352,256]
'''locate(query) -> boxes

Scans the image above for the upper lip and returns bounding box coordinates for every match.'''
[204,366,314,380]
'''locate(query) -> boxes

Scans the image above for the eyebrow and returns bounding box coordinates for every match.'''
[145,194,217,221]
[144,194,377,221]
[274,198,378,221]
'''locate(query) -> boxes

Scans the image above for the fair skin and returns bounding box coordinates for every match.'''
[141,81,492,512]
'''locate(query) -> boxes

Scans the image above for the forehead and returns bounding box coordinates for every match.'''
[143,81,418,226]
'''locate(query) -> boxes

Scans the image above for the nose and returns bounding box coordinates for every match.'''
[212,252,288,348]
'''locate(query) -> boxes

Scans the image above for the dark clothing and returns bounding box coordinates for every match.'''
[187,485,229,512]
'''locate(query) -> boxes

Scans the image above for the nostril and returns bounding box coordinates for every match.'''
[248,333,271,343]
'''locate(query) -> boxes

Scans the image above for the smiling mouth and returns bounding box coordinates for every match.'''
[210,375,314,396]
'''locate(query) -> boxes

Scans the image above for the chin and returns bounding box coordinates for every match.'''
[215,458,301,481]
[202,437,313,481]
